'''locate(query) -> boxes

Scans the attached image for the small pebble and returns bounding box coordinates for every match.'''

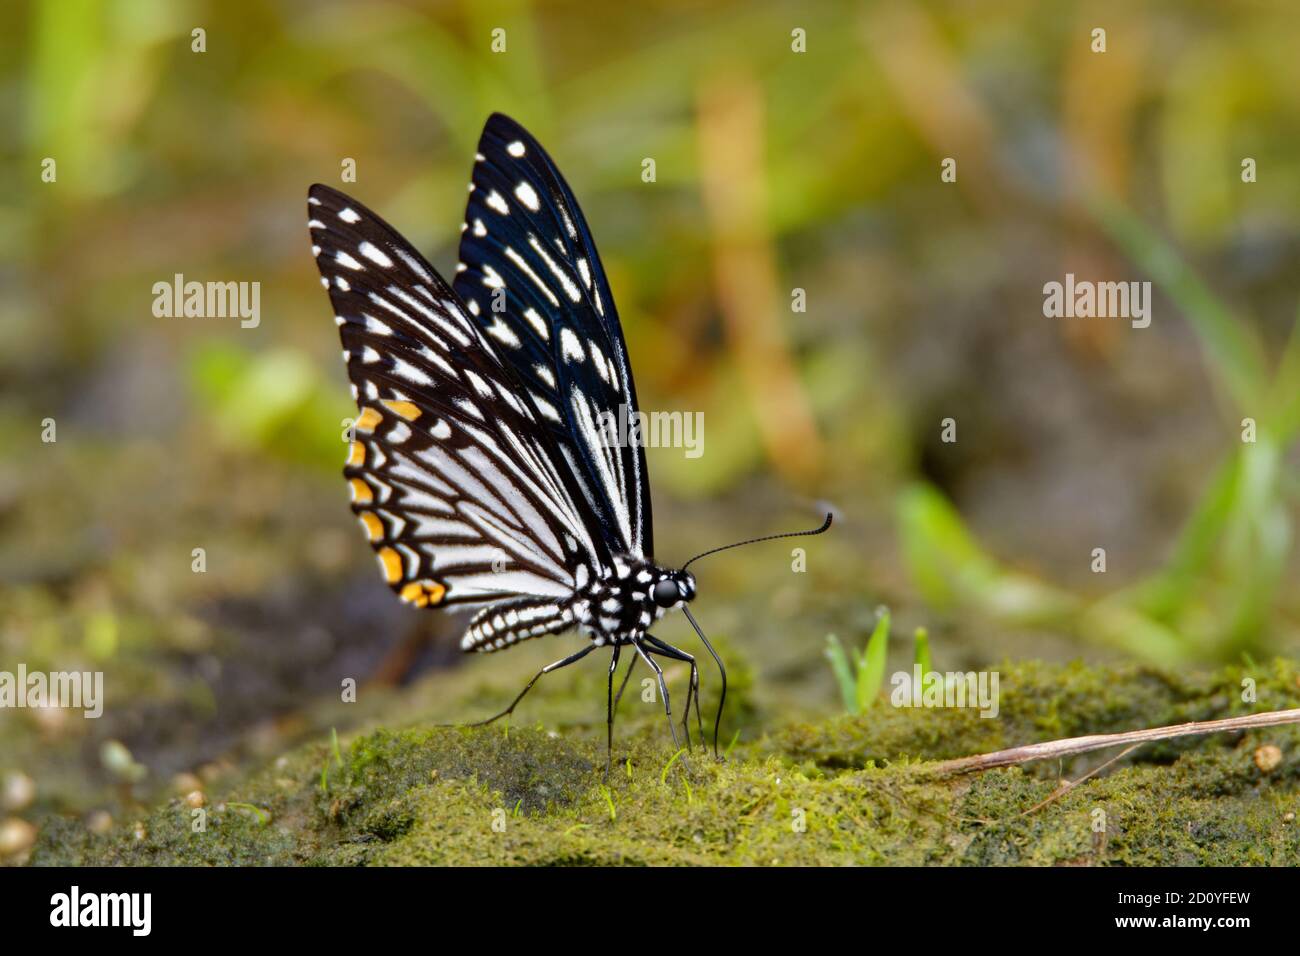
[132,821,147,841]
[185,790,206,809]
[1283,812,1295,824]
[1254,744,1283,773]
[172,772,202,795]
[2,772,35,812]
[85,810,113,835]
[0,818,37,857]
[101,740,145,783]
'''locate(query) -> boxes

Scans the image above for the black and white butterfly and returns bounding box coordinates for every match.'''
[308,113,828,766]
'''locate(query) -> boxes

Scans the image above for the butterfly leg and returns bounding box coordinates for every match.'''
[682,607,727,760]
[633,638,691,774]
[612,652,638,712]
[644,635,704,753]
[467,643,597,728]
[604,644,622,778]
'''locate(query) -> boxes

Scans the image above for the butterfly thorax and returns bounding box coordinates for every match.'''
[572,557,696,646]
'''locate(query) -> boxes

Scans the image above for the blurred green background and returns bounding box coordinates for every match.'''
[2,0,1299,839]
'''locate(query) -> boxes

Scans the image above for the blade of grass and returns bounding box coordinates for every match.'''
[824,633,858,714]
[913,626,932,674]
[856,610,890,712]
[1088,195,1266,413]
[1124,452,1242,620]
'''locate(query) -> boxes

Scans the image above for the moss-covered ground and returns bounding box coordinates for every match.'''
[28,657,1300,866]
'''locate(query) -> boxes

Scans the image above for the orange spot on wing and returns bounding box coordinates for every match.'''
[355,407,383,432]
[377,547,403,583]
[359,512,384,541]
[350,478,373,503]
[382,400,422,421]
[347,441,366,467]
[400,580,445,609]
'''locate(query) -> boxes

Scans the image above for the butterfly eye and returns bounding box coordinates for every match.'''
[652,579,680,608]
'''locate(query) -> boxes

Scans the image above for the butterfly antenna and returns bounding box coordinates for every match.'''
[681,512,832,572]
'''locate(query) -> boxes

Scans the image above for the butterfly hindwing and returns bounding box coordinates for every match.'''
[454,113,653,561]
[308,183,609,639]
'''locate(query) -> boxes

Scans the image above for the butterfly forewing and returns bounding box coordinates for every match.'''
[454,113,653,561]
[307,183,610,645]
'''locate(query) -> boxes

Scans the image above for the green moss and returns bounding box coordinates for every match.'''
[768,658,1299,768]
[28,659,1300,866]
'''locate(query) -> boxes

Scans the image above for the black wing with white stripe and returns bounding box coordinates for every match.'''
[453,113,653,561]
[308,183,613,650]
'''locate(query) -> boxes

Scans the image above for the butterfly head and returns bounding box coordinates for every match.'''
[651,570,696,610]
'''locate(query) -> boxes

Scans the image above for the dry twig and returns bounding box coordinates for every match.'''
[927,708,1300,777]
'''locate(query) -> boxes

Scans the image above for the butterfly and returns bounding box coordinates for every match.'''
[308,113,829,768]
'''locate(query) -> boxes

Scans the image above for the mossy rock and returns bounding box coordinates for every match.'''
[28,659,1300,865]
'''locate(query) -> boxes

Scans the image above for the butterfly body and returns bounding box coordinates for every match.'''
[572,560,696,646]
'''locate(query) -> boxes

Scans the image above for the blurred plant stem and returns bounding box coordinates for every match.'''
[696,69,824,487]
[862,2,1000,210]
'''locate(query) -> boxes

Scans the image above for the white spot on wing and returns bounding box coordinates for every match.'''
[589,341,609,382]
[503,247,560,308]
[485,317,521,348]
[531,392,561,422]
[392,357,433,386]
[560,327,585,363]
[528,237,582,303]
[464,369,495,400]
[523,308,548,341]
[514,182,540,211]
[359,241,394,268]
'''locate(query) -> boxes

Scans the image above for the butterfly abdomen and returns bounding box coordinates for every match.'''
[461,599,576,652]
